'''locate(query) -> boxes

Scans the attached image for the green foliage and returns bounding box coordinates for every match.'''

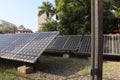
[34,78,49,80]
[103,0,120,31]
[38,0,120,34]
[18,25,26,30]
[103,0,115,31]
[18,24,32,31]
[38,1,53,20]
[114,8,120,18]
[56,0,91,35]
[0,26,17,34]
[0,24,31,34]
[56,0,120,34]
[0,63,29,80]
[0,31,3,34]
[39,20,58,32]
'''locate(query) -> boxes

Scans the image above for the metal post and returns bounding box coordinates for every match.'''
[91,0,103,80]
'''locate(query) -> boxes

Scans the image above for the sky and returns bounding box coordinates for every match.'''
[0,0,54,32]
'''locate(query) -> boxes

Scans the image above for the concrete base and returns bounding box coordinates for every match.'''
[63,54,69,58]
[17,65,33,74]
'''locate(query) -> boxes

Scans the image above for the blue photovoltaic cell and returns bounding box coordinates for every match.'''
[113,35,120,54]
[62,35,82,51]
[48,36,68,50]
[0,34,21,54]
[77,35,91,54]
[0,31,59,63]
[47,38,56,49]
[1,33,120,63]
[48,34,120,55]
[103,35,112,54]
[48,35,91,53]
[0,33,39,58]
[47,35,82,51]
[13,32,59,63]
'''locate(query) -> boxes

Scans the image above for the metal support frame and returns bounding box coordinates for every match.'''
[91,0,103,80]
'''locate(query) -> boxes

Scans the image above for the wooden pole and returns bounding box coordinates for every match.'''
[91,0,103,80]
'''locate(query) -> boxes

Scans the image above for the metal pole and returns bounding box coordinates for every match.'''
[91,0,103,80]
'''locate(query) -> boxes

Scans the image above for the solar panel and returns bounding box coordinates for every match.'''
[48,35,68,50]
[0,34,21,53]
[0,31,59,63]
[62,35,82,51]
[48,35,113,55]
[77,35,119,55]
[112,35,120,54]
[117,35,120,54]
[78,35,91,54]
[13,31,59,63]
[47,35,82,51]
[0,33,39,57]
[47,34,120,55]
[0,34,3,37]
[103,35,112,54]
[47,38,56,49]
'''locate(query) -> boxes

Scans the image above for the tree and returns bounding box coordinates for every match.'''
[38,1,59,32]
[114,8,120,18]
[38,1,53,20]
[103,0,120,31]
[56,0,91,35]
[0,26,17,34]
[39,20,58,32]
[38,0,120,34]
[18,25,26,30]
[18,24,32,31]
[114,8,120,30]
[56,0,120,34]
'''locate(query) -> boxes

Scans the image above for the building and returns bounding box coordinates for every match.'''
[0,20,16,28]
[15,30,33,34]
[38,13,47,31]
[10,30,33,34]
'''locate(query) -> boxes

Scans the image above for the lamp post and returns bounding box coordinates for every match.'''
[91,0,103,80]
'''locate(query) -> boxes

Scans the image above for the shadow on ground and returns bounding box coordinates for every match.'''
[0,55,91,79]
[34,55,90,77]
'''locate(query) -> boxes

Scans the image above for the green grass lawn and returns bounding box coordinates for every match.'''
[0,56,120,80]
[0,62,30,80]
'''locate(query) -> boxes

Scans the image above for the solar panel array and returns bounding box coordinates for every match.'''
[47,35,82,51]
[47,34,120,55]
[0,31,59,63]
